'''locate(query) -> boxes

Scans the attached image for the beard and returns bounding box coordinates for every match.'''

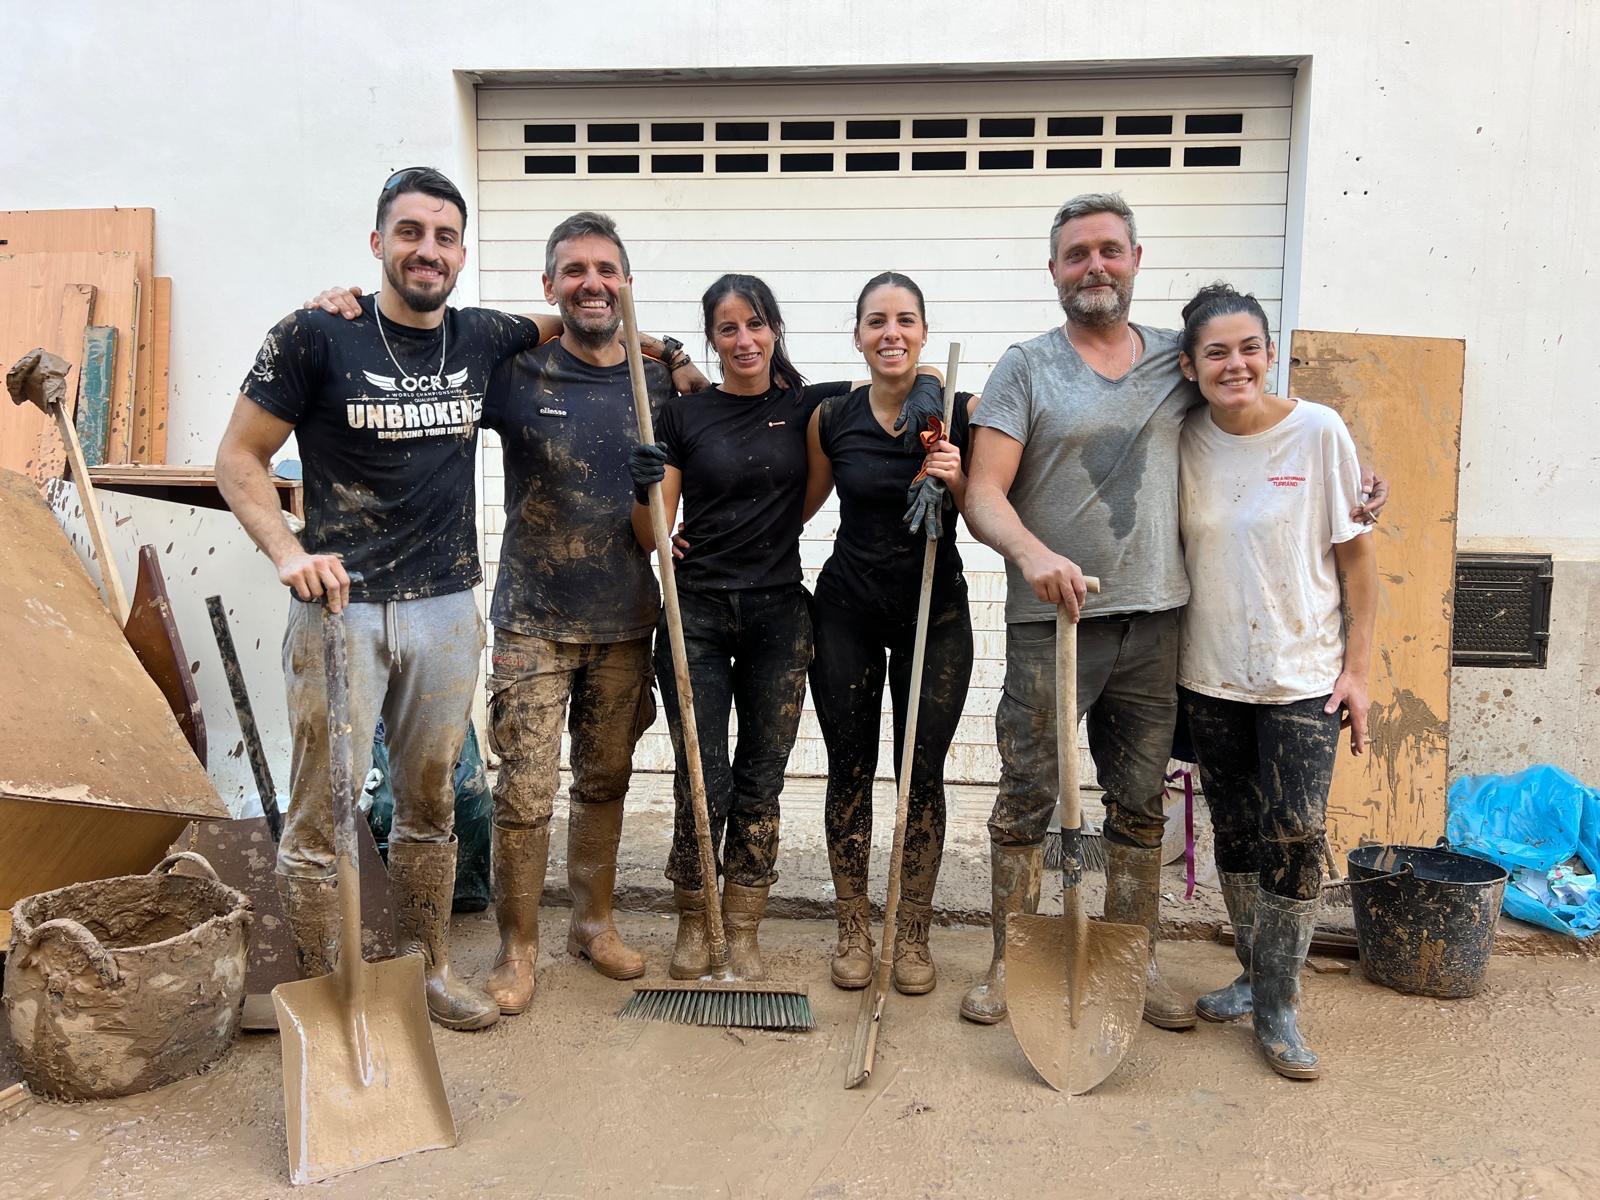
[560,293,621,348]
[384,255,455,314]
[1058,270,1133,327]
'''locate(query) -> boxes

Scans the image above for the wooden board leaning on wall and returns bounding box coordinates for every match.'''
[1288,331,1465,855]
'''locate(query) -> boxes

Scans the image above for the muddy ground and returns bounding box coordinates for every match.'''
[6,908,1599,1199]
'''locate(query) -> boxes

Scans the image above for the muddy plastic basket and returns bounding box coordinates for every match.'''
[3,852,253,1101]
[1348,844,1507,999]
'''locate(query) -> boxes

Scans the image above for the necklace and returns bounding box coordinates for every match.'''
[1068,325,1139,377]
[375,301,447,387]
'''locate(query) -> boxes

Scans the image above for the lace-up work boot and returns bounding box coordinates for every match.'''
[669,885,711,980]
[1252,888,1321,1080]
[1196,870,1257,1023]
[1104,840,1197,1031]
[389,838,499,1031]
[485,822,548,1015]
[960,843,1042,1024]
[892,898,937,995]
[721,881,769,981]
[565,801,645,980]
[831,894,874,990]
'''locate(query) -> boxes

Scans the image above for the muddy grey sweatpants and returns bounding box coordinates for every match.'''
[277,590,484,879]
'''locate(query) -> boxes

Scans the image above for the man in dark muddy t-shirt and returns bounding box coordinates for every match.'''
[476,212,678,1013]
[218,168,550,1033]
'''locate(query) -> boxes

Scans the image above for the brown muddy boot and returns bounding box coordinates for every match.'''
[389,839,499,1031]
[960,843,1042,1024]
[564,801,645,980]
[892,899,937,995]
[1105,840,1197,1031]
[721,881,768,981]
[277,873,340,978]
[669,884,711,980]
[831,894,874,990]
[485,822,548,1015]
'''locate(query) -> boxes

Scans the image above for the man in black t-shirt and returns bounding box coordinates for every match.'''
[477,212,674,1013]
[218,168,552,1033]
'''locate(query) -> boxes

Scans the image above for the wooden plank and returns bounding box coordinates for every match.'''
[0,252,139,475]
[1288,331,1464,853]
[74,326,117,465]
[149,276,171,462]
[0,209,155,464]
[83,462,303,516]
[29,284,96,483]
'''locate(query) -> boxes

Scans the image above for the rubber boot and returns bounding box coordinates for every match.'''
[1104,840,1197,1031]
[830,894,874,990]
[485,822,548,1015]
[959,843,1042,1024]
[564,801,645,980]
[669,885,711,981]
[1252,888,1321,1080]
[1196,870,1257,1023]
[277,873,340,978]
[388,839,500,1031]
[892,899,937,995]
[721,881,769,982]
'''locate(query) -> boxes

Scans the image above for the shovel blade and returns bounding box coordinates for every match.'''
[272,954,455,1185]
[1006,913,1148,1095]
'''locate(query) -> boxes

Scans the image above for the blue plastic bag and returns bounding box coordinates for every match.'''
[1447,765,1600,938]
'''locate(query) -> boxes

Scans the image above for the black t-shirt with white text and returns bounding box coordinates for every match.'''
[656,380,849,592]
[814,385,973,617]
[241,295,539,603]
[483,341,672,642]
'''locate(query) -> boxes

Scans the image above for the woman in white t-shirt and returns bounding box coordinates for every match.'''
[1175,282,1377,1082]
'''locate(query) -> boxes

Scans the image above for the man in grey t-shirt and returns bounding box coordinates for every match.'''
[959,192,1201,1033]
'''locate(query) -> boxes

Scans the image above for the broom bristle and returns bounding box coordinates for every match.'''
[1043,828,1107,872]
[619,983,814,1031]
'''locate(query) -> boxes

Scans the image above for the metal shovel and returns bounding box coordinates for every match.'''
[271,606,454,1184]
[1006,584,1149,1094]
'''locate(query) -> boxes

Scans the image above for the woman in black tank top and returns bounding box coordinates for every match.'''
[806,273,978,996]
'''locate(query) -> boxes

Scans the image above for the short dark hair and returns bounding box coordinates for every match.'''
[1179,281,1273,359]
[854,271,927,327]
[701,274,806,393]
[375,167,468,233]
[544,211,630,276]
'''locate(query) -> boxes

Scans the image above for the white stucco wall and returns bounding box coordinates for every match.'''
[5,0,1596,775]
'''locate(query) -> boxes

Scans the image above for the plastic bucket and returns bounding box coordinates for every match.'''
[1348,844,1507,999]
[3,852,252,1101]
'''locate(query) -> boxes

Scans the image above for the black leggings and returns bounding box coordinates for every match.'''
[809,597,974,902]
[1179,687,1341,901]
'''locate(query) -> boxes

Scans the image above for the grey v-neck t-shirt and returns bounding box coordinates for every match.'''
[973,323,1198,623]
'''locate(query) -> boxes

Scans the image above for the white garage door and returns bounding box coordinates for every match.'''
[475,72,1292,782]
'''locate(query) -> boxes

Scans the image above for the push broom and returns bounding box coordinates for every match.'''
[615,284,812,1032]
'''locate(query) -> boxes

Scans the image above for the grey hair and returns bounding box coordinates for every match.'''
[544,211,630,276]
[1049,193,1138,257]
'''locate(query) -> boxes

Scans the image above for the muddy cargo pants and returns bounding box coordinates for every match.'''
[278,591,484,878]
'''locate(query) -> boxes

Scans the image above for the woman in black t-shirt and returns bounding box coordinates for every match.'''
[805,272,976,997]
[629,274,848,982]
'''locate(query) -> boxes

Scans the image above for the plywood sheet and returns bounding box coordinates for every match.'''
[29,283,95,482]
[0,209,155,463]
[149,276,172,463]
[1288,331,1464,853]
[0,252,139,477]
[0,468,226,819]
[0,797,188,915]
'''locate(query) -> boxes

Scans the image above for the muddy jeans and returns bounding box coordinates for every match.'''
[279,591,484,878]
[989,609,1180,851]
[485,629,655,831]
[1179,687,1341,901]
[659,584,811,890]
[810,597,974,899]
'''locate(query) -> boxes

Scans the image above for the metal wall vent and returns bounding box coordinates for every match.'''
[1452,553,1553,668]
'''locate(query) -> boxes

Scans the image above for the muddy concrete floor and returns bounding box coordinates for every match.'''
[6,910,1599,1199]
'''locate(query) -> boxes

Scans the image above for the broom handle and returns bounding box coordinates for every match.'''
[870,344,961,988]
[619,284,730,972]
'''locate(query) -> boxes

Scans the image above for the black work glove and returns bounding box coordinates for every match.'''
[628,442,668,504]
[891,372,945,453]
[904,476,951,541]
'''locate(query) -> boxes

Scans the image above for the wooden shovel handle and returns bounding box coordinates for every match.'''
[618,284,730,973]
[1054,577,1101,841]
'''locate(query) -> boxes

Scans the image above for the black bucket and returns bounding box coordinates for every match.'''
[1348,844,1508,999]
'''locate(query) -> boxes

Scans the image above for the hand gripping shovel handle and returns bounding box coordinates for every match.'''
[845,345,962,1089]
[618,284,731,976]
[1056,578,1099,1029]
